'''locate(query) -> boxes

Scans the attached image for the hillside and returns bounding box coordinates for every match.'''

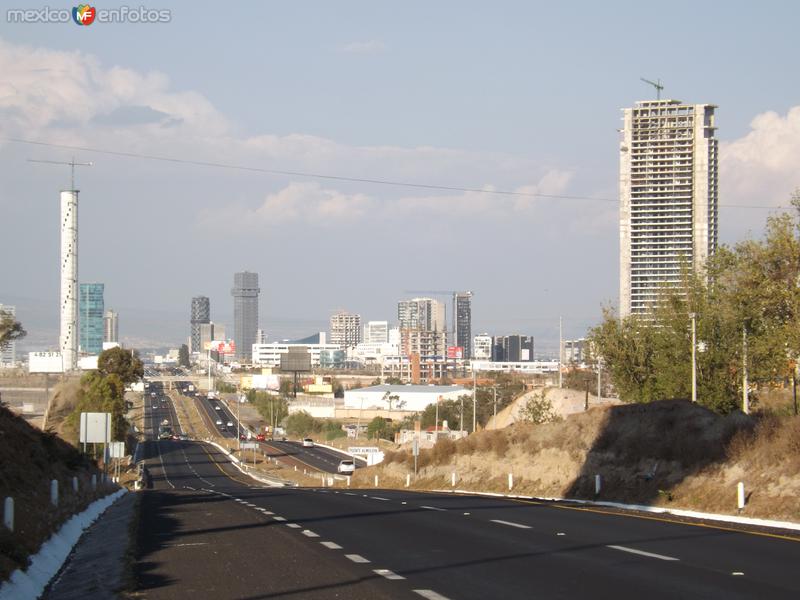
[0,404,111,581]
[354,400,800,522]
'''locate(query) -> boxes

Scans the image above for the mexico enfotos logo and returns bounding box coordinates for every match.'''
[7,5,172,24]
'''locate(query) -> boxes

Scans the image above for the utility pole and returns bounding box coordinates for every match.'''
[434,395,440,443]
[472,368,477,433]
[558,316,563,389]
[492,385,498,428]
[742,326,749,414]
[690,313,697,403]
[596,361,601,404]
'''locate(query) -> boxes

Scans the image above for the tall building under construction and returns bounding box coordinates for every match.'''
[619,98,718,316]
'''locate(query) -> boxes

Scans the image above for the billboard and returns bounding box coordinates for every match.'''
[204,340,236,354]
[28,351,64,373]
[447,346,464,359]
[280,346,311,371]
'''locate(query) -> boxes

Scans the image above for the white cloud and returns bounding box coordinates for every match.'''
[721,106,800,207]
[0,38,228,137]
[338,40,386,54]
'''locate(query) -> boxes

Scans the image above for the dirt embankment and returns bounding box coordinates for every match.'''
[0,405,116,582]
[352,400,800,523]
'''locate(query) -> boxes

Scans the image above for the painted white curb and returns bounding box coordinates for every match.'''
[206,441,286,487]
[431,488,800,532]
[0,489,126,600]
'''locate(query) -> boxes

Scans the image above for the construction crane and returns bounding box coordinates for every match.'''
[640,77,664,100]
[403,290,473,351]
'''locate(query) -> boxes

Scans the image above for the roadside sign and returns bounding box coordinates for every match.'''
[348,446,380,454]
[109,441,126,458]
[241,442,259,450]
[80,412,111,444]
[412,438,419,457]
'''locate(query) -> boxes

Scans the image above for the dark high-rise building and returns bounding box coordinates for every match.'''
[232,271,259,360]
[454,291,473,358]
[491,335,534,362]
[190,296,210,353]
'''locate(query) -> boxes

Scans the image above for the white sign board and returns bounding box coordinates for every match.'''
[109,441,126,458]
[241,442,259,450]
[80,412,111,444]
[348,446,381,454]
[28,351,64,374]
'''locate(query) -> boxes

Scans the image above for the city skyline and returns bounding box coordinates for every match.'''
[1,3,798,354]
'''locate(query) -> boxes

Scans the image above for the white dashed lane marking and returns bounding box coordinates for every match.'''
[321,541,342,549]
[302,530,320,538]
[490,519,532,529]
[421,505,447,512]
[286,523,301,528]
[273,516,287,522]
[607,545,679,561]
[374,569,405,580]
[345,554,370,563]
[413,590,451,600]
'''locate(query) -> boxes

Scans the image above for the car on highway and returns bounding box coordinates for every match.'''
[256,433,266,441]
[214,405,221,411]
[337,459,355,474]
[227,421,234,428]
[179,433,189,441]
[152,404,158,409]
[215,419,223,426]
[302,438,314,448]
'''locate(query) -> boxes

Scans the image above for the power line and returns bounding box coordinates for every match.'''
[1,136,790,209]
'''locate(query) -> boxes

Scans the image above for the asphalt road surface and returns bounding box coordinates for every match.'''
[191,388,364,474]
[132,394,800,599]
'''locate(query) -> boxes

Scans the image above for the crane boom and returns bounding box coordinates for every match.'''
[640,77,664,100]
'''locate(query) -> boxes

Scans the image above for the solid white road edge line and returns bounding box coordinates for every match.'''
[490,519,532,529]
[607,545,679,561]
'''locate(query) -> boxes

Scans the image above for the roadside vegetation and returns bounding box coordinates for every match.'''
[590,191,800,415]
[366,400,800,522]
[285,410,346,440]
[63,347,144,444]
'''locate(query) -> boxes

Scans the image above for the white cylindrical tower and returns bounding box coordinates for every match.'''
[59,190,78,371]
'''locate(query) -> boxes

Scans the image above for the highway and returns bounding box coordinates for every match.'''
[190,385,365,474]
[133,391,800,599]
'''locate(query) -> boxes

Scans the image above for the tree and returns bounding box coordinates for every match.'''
[590,190,800,414]
[519,394,560,424]
[285,410,321,437]
[367,416,395,441]
[68,371,128,441]
[178,344,190,368]
[97,347,143,386]
[0,309,26,349]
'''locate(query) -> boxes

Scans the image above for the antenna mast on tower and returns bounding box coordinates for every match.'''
[28,157,93,190]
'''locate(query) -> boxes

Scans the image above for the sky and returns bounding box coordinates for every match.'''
[1,1,799,355]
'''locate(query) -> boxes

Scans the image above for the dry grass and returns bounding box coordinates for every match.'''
[358,400,800,522]
[0,405,114,582]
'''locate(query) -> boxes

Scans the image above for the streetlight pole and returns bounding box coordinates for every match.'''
[689,313,697,403]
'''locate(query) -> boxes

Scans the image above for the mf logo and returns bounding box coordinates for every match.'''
[72,4,96,25]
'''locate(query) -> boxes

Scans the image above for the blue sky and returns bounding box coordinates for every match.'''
[1,1,799,353]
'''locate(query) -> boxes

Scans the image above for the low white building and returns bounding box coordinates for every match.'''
[470,360,559,374]
[252,342,343,368]
[344,384,467,412]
